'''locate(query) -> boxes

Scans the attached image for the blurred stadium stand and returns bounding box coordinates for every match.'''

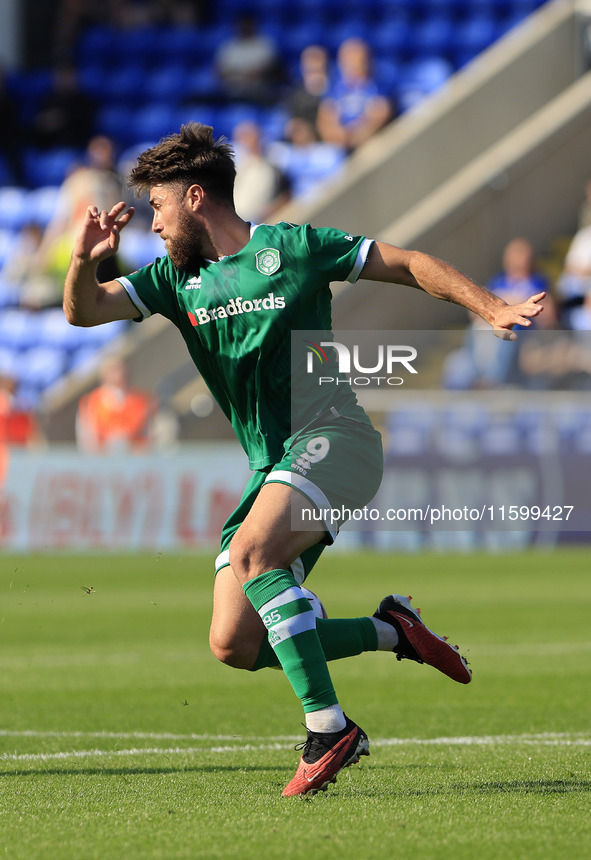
[2,0,591,442]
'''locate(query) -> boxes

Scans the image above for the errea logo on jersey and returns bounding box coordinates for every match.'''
[187,292,286,327]
[185,276,201,289]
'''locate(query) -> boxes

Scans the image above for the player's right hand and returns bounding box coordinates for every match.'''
[73,202,135,264]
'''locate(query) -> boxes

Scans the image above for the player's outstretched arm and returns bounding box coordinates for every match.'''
[361,241,544,340]
[64,202,139,327]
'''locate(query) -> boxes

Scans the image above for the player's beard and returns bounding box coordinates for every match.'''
[165,208,206,271]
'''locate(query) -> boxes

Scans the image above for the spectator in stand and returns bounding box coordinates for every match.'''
[555,225,591,329]
[110,0,209,27]
[284,44,332,131]
[27,136,124,307]
[31,64,96,151]
[0,374,43,448]
[232,121,290,223]
[442,238,555,389]
[1,373,43,493]
[52,0,108,64]
[268,116,346,201]
[214,15,283,105]
[0,223,47,308]
[76,356,156,452]
[156,0,210,25]
[487,238,553,323]
[316,38,393,152]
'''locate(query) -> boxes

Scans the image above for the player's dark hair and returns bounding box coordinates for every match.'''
[129,122,236,206]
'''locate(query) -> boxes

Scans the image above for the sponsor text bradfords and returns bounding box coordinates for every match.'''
[188,292,285,326]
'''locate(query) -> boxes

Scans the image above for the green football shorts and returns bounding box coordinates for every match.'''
[215,413,383,583]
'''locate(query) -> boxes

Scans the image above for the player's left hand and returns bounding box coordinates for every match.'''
[491,291,545,341]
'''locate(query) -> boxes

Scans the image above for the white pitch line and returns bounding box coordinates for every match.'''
[1,729,589,742]
[0,730,254,742]
[1,642,591,670]
[1,732,590,763]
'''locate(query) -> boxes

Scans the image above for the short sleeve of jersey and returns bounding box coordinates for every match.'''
[304,225,373,284]
[116,255,180,322]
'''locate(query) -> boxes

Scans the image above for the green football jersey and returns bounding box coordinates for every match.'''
[117,221,374,469]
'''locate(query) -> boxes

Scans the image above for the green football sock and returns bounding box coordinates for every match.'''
[243,568,338,713]
[251,616,378,671]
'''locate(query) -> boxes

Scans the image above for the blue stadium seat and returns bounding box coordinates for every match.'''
[144,65,191,103]
[480,417,522,453]
[0,187,30,231]
[441,405,488,434]
[216,104,261,139]
[76,25,119,63]
[69,345,102,373]
[26,186,61,229]
[210,0,246,15]
[421,0,470,16]
[0,308,38,349]
[118,228,163,270]
[323,18,370,53]
[0,228,14,269]
[131,104,179,145]
[17,345,68,392]
[22,147,82,189]
[554,407,590,445]
[380,0,429,16]
[0,345,18,376]
[371,16,414,59]
[94,105,136,144]
[37,308,87,352]
[258,18,285,45]
[374,59,403,96]
[281,22,328,59]
[152,25,204,63]
[100,64,149,105]
[405,56,454,91]
[184,66,223,101]
[0,279,21,311]
[7,68,53,100]
[74,319,128,349]
[410,15,455,58]
[0,153,15,186]
[110,26,159,63]
[77,63,108,101]
[468,0,513,18]
[12,384,43,410]
[386,408,435,455]
[196,21,234,52]
[396,57,453,111]
[258,106,289,144]
[451,15,500,66]
[175,104,219,133]
[511,0,547,15]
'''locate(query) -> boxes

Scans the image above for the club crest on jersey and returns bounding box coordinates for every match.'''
[255,248,281,276]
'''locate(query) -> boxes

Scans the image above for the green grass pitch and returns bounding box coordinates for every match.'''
[1,548,590,859]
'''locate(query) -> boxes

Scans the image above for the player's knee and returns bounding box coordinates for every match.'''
[229,534,273,582]
[209,629,254,670]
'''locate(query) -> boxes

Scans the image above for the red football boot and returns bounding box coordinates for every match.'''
[282,717,369,797]
[374,594,472,684]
